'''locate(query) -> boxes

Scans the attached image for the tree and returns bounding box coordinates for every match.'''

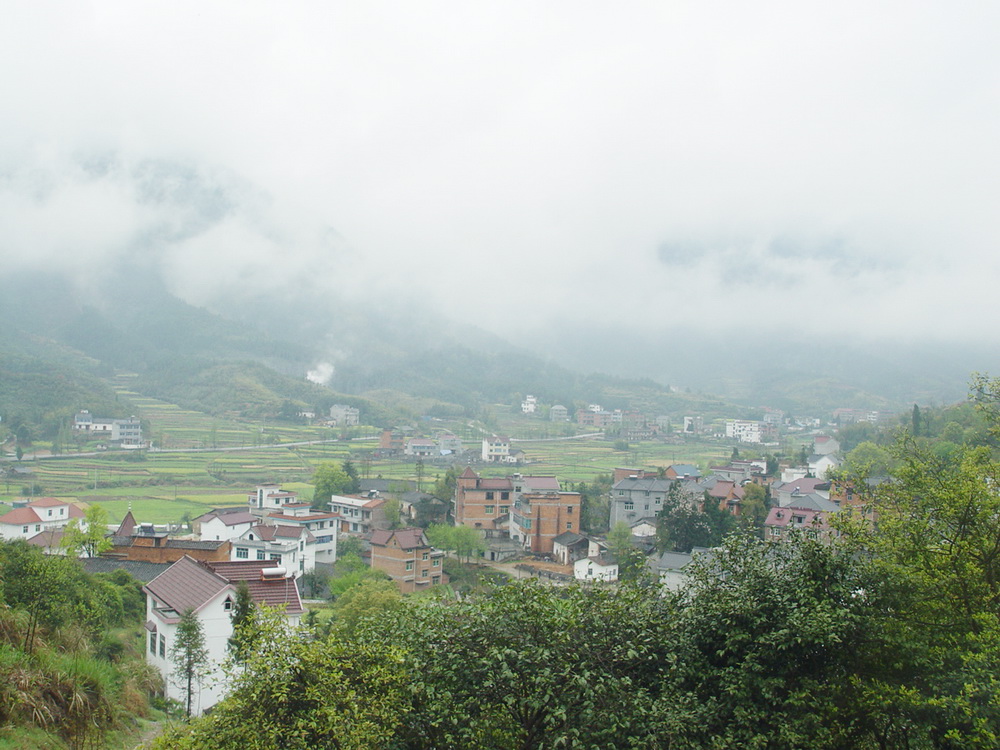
[363,581,674,749]
[737,482,769,535]
[153,607,410,750]
[911,403,922,436]
[607,521,648,581]
[655,482,712,553]
[841,440,894,478]
[669,533,912,748]
[61,503,113,558]
[227,581,255,664]
[312,462,352,508]
[331,579,404,637]
[382,496,402,529]
[341,459,361,493]
[171,608,210,718]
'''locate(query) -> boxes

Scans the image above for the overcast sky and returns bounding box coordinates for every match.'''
[2,1,998,345]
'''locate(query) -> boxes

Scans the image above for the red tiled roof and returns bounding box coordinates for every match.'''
[28,497,67,507]
[205,560,304,614]
[370,527,428,550]
[460,467,478,479]
[479,478,513,490]
[0,507,42,525]
[144,556,231,617]
[27,529,66,547]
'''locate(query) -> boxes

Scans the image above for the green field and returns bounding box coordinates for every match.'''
[2,386,768,526]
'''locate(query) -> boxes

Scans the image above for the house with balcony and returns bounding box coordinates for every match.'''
[267,503,338,567]
[328,493,388,536]
[231,524,315,574]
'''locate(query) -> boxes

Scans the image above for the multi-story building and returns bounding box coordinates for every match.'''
[231,524,315,574]
[248,485,301,514]
[328,493,387,536]
[0,497,86,541]
[521,395,538,414]
[369,527,448,592]
[267,503,338,567]
[576,409,614,428]
[71,411,143,447]
[549,404,569,422]
[144,557,303,715]
[609,473,676,528]
[454,468,513,534]
[404,438,437,457]
[725,419,763,443]
[510,489,582,554]
[328,404,360,426]
[481,435,512,462]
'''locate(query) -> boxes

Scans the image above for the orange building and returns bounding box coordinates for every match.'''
[454,467,513,536]
[369,528,448,593]
[510,490,582,555]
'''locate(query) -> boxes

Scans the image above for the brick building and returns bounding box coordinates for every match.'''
[369,527,448,593]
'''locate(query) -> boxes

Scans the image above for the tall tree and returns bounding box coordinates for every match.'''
[312,462,352,508]
[227,581,255,664]
[171,608,210,718]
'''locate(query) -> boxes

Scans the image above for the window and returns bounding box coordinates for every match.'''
[485,505,495,515]
[34,524,41,532]
[270,553,282,561]
[624,502,634,511]
[22,526,28,534]
[422,551,429,560]
[224,597,233,611]
[566,506,574,514]
[432,559,440,567]
[159,635,166,658]
[486,491,494,500]
[257,551,266,560]
[501,492,509,500]
[422,569,429,577]
[567,522,573,529]
[149,629,157,653]
[47,509,52,517]
[405,561,413,571]
[236,547,248,559]
[432,576,440,585]
[500,506,508,514]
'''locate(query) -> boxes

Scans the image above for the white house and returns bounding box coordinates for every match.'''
[144,556,303,716]
[267,503,339,567]
[247,485,300,513]
[574,553,618,582]
[195,509,257,542]
[231,524,316,575]
[328,404,360,426]
[521,395,538,414]
[482,435,511,463]
[725,419,763,444]
[0,497,85,541]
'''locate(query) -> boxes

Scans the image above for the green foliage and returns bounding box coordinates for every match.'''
[655,483,712,553]
[330,579,403,637]
[311,461,353,507]
[227,581,255,664]
[153,608,409,750]
[607,521,649,581]
[60,503,113,558]
[171,608,209,718]
[0,540,155,746]
[426,524,485,563]
[366,582,674,749]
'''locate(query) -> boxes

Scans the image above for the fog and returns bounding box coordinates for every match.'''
[2,1,999,361]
